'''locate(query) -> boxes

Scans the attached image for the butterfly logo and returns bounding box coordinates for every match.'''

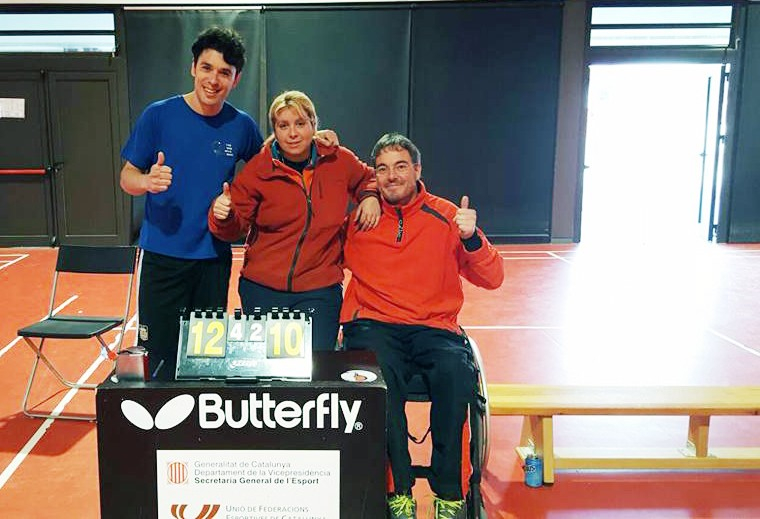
[120,394,195,430]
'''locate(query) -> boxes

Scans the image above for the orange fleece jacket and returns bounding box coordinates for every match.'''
[340,182,504,333]
[209,142,376,292]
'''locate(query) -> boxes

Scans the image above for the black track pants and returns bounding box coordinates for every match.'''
[342,319,476,500]
[238,277,342,351]
[138,250,231,380]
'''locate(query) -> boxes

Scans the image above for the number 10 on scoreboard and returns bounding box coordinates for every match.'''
[266,320,306,359]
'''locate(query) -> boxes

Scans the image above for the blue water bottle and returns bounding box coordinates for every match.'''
[524,454,543,488]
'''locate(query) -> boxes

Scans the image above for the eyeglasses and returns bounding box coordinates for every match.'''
[375,161,414,176]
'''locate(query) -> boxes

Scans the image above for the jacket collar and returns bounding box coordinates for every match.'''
[381,180,427,216]
[269,140,339,168]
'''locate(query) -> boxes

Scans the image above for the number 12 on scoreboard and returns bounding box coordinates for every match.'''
[187,317,227,358]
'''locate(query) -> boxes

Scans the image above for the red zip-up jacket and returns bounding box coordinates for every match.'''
[340,182,504,333]
[208,142,376,292]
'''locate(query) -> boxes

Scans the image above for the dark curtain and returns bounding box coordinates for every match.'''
[122,2,563,242]
[124,9,263,126]
[265,7,410,159]
[410,4,562,241]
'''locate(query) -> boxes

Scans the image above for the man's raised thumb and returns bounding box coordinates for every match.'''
[223,182,231,197]
[156,151,165,166]
[460,195,469,209]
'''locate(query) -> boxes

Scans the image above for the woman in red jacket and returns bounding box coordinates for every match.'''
[208,90,379,350]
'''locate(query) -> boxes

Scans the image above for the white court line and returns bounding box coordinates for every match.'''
[499,250,574,254]
[708,328,760,358]
[0,295,79,359]
[0,254,29,271]
[463,325,563,330]
[499,251,575,261]
[0,313,137,490]
[463,325,760,358]
[501,256,559,260]
[546,251,573,264]
[0,337,22,358]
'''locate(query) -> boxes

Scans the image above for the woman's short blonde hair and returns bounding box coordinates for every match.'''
[269,90,319,130]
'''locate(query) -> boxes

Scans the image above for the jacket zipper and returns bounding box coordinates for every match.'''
[395,207,403,242]
[287,171,313,291]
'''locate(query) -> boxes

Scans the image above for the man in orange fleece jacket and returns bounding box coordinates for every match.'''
[340,133,504,519]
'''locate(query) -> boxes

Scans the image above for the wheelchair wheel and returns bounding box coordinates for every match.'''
[466,484,487,519]
[469,336,490,471]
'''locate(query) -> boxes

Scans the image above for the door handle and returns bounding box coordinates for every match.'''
[0,168,46,175]
[45,162,65,174]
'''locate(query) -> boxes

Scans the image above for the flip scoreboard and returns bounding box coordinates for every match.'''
[175,308,312,381]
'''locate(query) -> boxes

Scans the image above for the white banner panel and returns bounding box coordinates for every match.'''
[156,449,339,519]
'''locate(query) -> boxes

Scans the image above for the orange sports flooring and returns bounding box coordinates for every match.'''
[1,243,759,518]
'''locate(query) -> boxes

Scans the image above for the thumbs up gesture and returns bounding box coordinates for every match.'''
[212,182,233,221]
[145,151,173,193]
[454,195,476,239]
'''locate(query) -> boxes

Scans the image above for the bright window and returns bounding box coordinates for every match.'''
[0,13,116,53]
[590,5,733,48]
[590,28,732,48]
[591,6,733,26]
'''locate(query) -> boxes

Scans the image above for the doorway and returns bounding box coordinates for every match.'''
[581,63,727,245]
[0,64,130,246]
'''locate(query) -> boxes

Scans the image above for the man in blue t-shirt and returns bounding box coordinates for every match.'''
[122,27,340,380]
[120,27,261,380]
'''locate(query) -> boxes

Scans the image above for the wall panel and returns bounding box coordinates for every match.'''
[410,3,563,241]
[728,3,760,242]
[265,7,410,157]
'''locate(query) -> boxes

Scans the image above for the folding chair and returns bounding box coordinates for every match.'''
[18,245,138,421]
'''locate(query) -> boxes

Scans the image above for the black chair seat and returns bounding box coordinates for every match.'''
[18,315,124,339]
[407,373,430,402]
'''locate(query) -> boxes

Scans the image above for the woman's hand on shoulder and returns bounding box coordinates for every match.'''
[354,196,380,231]
[314,129,339,147]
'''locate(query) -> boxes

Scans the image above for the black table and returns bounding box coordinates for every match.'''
[96,350,386,519]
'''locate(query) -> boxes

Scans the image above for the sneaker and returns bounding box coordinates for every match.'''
[432,496,466,519]
[387,493,417,519]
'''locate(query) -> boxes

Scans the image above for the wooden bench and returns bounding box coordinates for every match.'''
[487,384,760,484]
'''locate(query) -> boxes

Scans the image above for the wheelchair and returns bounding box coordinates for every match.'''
[405,334,490,518]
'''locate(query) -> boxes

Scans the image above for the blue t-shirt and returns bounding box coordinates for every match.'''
[121,95,263,259]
